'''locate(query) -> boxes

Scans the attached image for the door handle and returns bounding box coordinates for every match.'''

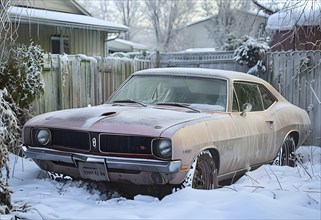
[265,120,274,129]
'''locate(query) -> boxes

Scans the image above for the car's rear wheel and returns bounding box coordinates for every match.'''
[275,135,297,167]
[182,150,218,189]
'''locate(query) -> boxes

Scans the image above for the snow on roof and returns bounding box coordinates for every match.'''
[266,9,321,31]
[182,48,216,53]
[114,39,148,50]
[8,6,129,32]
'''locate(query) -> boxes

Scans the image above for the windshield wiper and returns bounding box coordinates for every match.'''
[155,102,201,113]
[112,99,147,107]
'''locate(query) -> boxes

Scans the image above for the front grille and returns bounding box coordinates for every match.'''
[99,134,153,154]
[51,129,90,151]
[31,129,90,151]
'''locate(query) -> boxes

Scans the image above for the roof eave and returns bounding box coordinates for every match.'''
[10,16,129,33]
[69,0,92,16]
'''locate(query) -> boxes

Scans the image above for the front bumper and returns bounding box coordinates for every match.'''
[22,146,182,173]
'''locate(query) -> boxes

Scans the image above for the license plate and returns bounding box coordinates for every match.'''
[78,162,109,181]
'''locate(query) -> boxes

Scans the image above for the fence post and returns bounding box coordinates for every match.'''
[155,51,160,68]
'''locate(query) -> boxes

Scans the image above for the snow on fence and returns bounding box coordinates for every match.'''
[30,54,151,115]
[266,50,321,146]
[158,51,248,72]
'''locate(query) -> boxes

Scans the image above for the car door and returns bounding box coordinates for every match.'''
[230,81,277,167]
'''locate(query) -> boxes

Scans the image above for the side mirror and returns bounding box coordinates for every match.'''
[241,103,252,116]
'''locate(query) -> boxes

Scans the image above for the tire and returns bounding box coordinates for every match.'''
[182,150,218,189]
[275,135,297,167]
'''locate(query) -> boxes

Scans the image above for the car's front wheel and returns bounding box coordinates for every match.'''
[275,135,297,167]
[182,150,218,189]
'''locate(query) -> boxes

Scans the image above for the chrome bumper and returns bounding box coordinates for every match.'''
[22,146,182,173]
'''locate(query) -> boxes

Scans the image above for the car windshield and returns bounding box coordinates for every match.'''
[108,75,227,111]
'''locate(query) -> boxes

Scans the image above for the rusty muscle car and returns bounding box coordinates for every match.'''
[22,68,311,189]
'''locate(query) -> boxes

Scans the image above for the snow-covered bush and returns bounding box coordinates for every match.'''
[234,36,270,76]
[0,42,44,214]
[0,89,19,214]
[222,33,242,51]
[1,42,44,124]
[5,42,44,110]
[0,42,44,151]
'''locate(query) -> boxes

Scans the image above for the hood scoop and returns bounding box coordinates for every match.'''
[100,112,117,117]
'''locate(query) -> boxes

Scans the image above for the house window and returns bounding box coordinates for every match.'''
[51,36,70,54]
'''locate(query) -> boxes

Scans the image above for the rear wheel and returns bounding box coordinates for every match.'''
[275,135,297,167]
[182,150,218,189]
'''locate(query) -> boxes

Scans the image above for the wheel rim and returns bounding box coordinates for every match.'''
[192,156,216,189]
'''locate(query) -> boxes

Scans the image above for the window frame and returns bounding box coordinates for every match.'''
[232,81,277,112]
[50,35,70,54]
[108,74,229,112]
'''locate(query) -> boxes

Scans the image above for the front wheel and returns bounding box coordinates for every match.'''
[275,135,297,167]
[182,150,218,189]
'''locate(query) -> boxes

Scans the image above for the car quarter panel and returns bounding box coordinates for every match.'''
[161,112,272,178]
[271,102,311,148]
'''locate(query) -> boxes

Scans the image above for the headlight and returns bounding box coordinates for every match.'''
[153,139,172,159]
[36,128,51,145]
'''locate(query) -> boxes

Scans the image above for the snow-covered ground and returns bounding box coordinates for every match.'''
[1,146,321,220]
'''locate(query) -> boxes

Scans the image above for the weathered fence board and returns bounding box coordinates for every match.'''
[266,50,321,146]
[30,55,151,115]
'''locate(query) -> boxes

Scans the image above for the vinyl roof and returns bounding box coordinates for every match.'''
[134,68,262,81]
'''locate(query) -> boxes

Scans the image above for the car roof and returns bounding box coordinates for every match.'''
[132,67,286,101]
[133,67,264,83]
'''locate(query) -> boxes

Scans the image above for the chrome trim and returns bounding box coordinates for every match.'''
[22,146,181,173]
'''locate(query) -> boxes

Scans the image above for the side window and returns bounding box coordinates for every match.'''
[259,85,276,109]
[234,82,264,112]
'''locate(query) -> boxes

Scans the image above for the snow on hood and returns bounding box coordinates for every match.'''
[25,104,215,137]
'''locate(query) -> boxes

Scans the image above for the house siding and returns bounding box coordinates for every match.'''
[269,27,321,51]
[183,11,268,50]
[14,24,106,56]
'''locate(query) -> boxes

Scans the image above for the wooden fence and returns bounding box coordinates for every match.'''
[266,50,321,146]
[30,54,151,115]
[157,51,248,72]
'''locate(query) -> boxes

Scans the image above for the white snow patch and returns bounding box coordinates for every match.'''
[1,146,320,219]
[182,48,216,53]
[77,54,98,63]
[60,53,69,64]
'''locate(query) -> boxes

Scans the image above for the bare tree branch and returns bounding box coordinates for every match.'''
[144,0,195,52]
[252,0,275,15]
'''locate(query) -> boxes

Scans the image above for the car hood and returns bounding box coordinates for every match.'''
[25,104,215,137]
